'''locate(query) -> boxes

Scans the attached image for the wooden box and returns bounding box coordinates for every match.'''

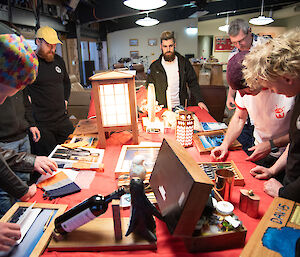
[241,197,300,257]
[150,138,246,252]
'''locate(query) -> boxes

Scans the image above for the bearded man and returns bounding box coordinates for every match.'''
[146,31,208,111]
[25,26,73,157]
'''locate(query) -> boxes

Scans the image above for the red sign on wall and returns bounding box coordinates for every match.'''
[214,36,234,52]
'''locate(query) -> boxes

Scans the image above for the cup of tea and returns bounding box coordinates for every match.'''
[215,169,235,202]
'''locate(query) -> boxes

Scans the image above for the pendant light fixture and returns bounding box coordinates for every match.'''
[218,13,229,32]
[249,0,274,25]
[136,13,159,27]
[217,11,236,33]
[124,0,166,10]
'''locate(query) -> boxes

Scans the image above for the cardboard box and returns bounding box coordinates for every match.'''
[241,197,300,257]
[150,138,246,252]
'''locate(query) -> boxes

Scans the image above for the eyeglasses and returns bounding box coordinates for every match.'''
[231,32,249,46]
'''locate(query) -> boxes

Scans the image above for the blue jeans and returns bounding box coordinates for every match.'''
[0,135,31,217]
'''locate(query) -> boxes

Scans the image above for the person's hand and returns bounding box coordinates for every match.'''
[65,100,68,109]
[246,141,270,162]
[20,184,37,202]
[264,178,283,198]
[198,102,209,112]
[250,165,274,180]
[226,95,236,110]
[0,222,21,251]
[210,145,228,161]
[29,127,41,142]
[34,156,57,175]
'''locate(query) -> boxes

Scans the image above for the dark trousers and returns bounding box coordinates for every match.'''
[30,117,74,156]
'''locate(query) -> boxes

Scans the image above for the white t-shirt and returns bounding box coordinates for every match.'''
[161,56,180,108]
[235,89,295,157]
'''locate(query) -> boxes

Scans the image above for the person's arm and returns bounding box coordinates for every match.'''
[61,58,71,105]
[0,148,57,175]
[185,60,208,110]
[250,145,289,179]
[210,107,248,161]
[0,153,29,199]
[23,89,40,142]
[226,87,236,110]
[246,134,290,162]
[145,63,156,88]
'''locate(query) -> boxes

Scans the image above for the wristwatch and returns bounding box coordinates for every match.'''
[269,139,279,153]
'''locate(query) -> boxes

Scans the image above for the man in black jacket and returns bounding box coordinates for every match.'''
[0,22,57,250]
[25,26,74,156]
[146,31,208,111]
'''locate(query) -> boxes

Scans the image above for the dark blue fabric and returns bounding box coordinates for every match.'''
[43,182,81,200]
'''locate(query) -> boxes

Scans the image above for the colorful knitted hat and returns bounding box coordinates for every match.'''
[227,51,249,90]
[0,34,38,89]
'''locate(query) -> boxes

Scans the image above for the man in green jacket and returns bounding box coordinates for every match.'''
[146,31,208,111]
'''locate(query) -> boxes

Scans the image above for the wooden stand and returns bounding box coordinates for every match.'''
[48,200,156,251]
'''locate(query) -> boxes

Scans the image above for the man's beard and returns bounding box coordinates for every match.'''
[163,51,175,62]
[37,49,55,62]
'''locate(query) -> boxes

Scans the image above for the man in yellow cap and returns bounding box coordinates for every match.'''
[25,26,74,158]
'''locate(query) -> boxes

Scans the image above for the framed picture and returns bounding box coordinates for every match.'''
[130,50,139,59]
[148,38,157,46]
[129,39,138,46]
[214,36,234,52]
[115,144,161,178]
[0,202,67,257]
[193,130,241,153]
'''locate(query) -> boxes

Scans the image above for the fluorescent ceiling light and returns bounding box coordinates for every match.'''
[249,16,274,25]
[249,0,274,25]
[136,16,159,26]
[185,27,198,36]
[124,0,166,10]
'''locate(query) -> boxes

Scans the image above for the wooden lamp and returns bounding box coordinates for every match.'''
[90,70,139,148]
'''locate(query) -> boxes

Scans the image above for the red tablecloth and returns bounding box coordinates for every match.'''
[34,93,274,257]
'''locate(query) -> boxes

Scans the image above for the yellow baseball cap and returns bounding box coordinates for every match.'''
[35,26,62,44]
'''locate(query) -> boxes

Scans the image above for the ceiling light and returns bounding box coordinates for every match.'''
[218,13,229,32]
[249,0,274,25]
[217,11,236,33]
[185,27,198,36]
[124,0,166,10]
[218,24,229,32]
[249,16,274,25]
[136,15,159,26]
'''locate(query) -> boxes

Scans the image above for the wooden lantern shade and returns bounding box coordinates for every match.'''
[90,71,139,148]
[176,111,194,147]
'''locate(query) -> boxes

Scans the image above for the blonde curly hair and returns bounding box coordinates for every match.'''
[243,27,300,90]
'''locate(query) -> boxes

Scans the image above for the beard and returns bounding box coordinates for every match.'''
[37,48,55,62]
[163,51,175,62]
